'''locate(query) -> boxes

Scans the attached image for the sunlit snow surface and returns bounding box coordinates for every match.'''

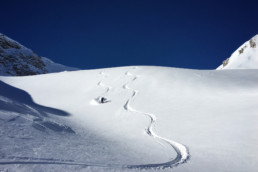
[217,35,258,69]
[0,66,258,172]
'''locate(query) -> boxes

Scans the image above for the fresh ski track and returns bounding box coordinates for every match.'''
[122,68,190,169]
[0,68,190,170]
[97,68,190,169]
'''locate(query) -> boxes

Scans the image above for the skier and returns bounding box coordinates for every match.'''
[100,97,107,104]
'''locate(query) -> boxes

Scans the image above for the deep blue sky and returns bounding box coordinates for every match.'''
[1,0,258,69]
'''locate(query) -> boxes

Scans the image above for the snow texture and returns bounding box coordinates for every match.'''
[0,66,258,172]
[217,35,258,69]
[0,33,77,76]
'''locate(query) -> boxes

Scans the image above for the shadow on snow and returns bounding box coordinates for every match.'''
[0,80,74,133]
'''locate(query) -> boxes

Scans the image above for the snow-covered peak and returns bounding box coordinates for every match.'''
[0,33,78,76]
[217,35,258,70]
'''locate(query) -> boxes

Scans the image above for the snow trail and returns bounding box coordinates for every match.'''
[95,68,190,169]
[123,68,190,169]
[0,156,124,168]
[0,68,189,170]
[90,70,112,105]
[98,71,112,94]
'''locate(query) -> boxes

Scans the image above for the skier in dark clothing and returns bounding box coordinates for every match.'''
[100,97,107,104]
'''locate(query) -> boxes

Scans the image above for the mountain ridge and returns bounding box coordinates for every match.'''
[217,34,258,70]
[0,33,77,76]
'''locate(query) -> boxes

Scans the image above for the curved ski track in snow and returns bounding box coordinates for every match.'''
[98,70,112,94]
[123,68,190,169]
[0,68,189,170]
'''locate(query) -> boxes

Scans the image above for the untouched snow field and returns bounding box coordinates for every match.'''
[0,66,258,172]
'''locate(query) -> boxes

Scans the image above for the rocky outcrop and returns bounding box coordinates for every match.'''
[0,33,77,76]
[217,35,258,70]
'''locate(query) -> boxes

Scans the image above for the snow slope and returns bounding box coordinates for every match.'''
[0,33,77,76]
[217,35,258,69]
[0,66,257,172]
